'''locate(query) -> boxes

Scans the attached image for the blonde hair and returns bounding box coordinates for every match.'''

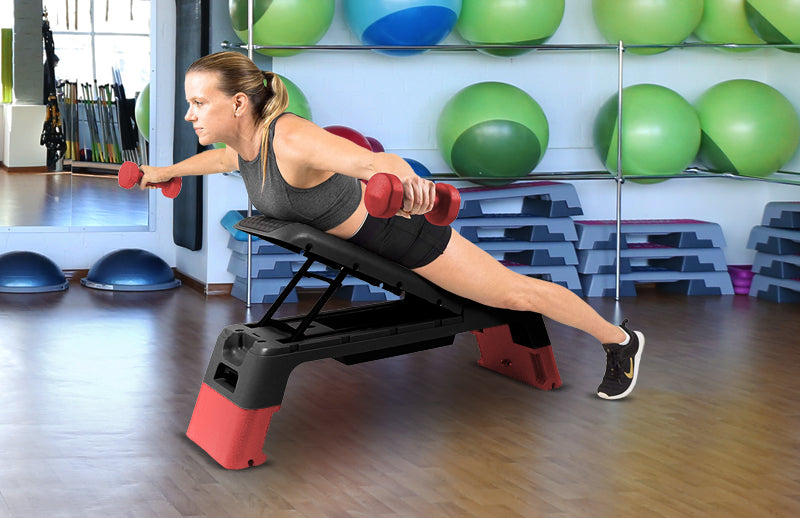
[187,51,289,184]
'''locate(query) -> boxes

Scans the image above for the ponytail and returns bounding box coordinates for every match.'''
[259,71,289,185]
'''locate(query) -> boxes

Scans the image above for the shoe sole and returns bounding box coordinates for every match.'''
[598,330,645,400]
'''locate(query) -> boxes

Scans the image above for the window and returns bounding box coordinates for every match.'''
[0,7,12,30]
[43,0,150,95]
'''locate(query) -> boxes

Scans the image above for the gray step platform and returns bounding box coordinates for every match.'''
[761,201,800,229]
[221,209,262,241]
[231,275,398,304]
[752,252,800,279]
[574,219,727,250]
[227,234,288,255]
[458,181,583,218]
[227,250,328,279]
[580,268,735,297]
[749,274,800,303]
[577,244,729,274]
[477,240,578,266]
[746,226,800,255]
[500,261,583,296]
[452,216,578,243]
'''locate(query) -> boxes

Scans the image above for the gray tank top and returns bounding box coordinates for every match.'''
[238,113,362,231]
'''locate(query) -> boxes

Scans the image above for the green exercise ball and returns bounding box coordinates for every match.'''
[745,0,800,53]
[455,0,565,57]
[437,81,549,186]
[594,84,701,183]
[279,74,312,121]
[134,82,149,142]
[695,0,764,51]
[229,0,335,57]
[592,0,704,54]
[695,79,800,177]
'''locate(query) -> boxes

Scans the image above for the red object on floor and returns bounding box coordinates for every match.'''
[472,325,562,390]
[186,383,280,470]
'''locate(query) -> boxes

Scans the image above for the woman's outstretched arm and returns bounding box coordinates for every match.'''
[137,146,239,189]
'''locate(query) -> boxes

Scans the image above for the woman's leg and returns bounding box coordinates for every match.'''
[413,230,627,345]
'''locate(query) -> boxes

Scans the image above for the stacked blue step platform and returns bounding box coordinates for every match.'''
[223,210,396,303]
[575,219,734,297]
[747,202,800,303]
[452,181,584,296]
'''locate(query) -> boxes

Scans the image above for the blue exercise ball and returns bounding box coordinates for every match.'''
[0,251,68,293]
[404,157,432,177]
[343,0,462,56]
[81,249,181,291]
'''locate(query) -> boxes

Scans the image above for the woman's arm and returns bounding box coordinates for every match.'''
[277,115,436,215]
[277,116,414,181]
[138,146,239,188]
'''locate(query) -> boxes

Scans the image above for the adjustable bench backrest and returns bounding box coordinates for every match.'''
[235,215,467,313]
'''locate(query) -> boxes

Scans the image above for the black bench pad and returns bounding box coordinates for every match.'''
[234,215,465,312]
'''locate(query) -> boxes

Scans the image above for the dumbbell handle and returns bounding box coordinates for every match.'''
[364,173,460,226]
[117,161,182,199]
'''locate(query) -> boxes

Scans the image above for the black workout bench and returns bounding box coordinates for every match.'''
[187,215,561,469]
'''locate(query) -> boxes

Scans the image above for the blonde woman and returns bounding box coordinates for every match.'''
[140,52,644,400]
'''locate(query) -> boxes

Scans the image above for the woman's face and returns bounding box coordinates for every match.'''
[184,71,237,146]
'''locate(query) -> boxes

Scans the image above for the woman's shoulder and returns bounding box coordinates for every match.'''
[273,112,324,150]
[274,111,315,132]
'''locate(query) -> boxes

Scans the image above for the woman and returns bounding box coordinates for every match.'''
[139,51,644,400]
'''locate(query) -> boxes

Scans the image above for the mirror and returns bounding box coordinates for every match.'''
[0,168,150,227]
[0,0,151,230]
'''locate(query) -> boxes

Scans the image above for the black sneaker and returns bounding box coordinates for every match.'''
[597,319,644,400]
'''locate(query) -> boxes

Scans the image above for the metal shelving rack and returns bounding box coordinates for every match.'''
[231,2,800,303]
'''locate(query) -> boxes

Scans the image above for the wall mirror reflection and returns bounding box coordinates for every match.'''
[0,0,151,229]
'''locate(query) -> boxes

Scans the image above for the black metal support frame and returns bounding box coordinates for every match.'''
[200,216,552,410]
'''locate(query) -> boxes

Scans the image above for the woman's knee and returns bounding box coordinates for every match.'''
[494,276,549,313]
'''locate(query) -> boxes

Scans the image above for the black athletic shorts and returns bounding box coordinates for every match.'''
[346,214,453,269]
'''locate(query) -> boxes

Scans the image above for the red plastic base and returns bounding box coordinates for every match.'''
[186,383,280,470]
[472,325,562,390]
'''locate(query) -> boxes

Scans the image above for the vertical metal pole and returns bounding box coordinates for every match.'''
[615,41,624,301]
[245,0,254,308]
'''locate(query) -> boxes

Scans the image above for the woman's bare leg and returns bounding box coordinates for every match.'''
[414,230,627,345]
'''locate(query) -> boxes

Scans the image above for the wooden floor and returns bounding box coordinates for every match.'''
[0,169,148,228]
[0,283,798,517]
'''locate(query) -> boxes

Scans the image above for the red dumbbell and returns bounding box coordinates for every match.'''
[117,161,182,199]
[364,173,460,226]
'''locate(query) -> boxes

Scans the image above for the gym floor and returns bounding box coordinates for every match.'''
[0,283,798,517]
[0,169,148,228]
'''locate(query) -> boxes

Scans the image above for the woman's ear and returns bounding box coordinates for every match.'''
[233,92,248,117]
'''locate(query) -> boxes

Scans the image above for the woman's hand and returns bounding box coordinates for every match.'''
[138,165,174,190]
[399,175,436,218]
